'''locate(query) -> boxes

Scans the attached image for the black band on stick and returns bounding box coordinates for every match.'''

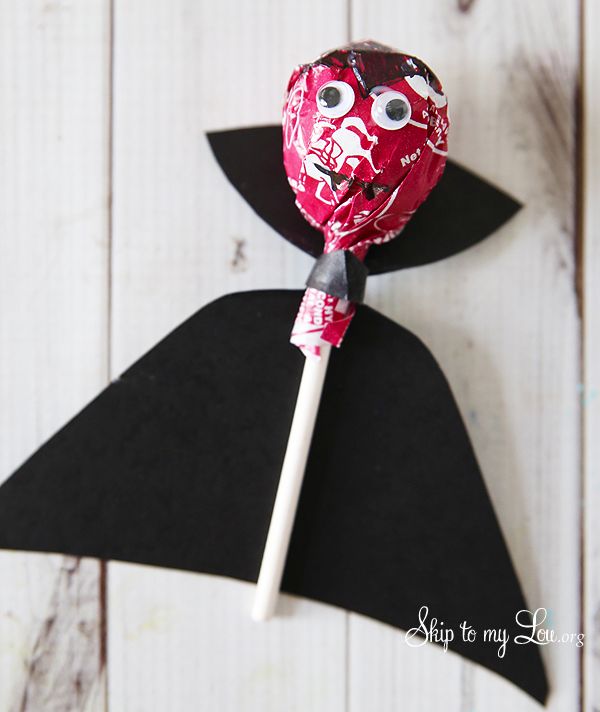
[306,250,368,303]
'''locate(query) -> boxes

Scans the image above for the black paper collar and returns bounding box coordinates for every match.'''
[207,125,521,275]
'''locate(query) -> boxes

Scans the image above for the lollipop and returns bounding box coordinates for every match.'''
[252,42,450,620]
[0,37,545,699]
[285,41,448,356]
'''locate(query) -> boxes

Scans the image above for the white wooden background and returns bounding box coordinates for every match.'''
[0,0,596,709]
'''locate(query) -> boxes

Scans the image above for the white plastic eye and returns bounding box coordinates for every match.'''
[316,81,355,118]
[371,91,412,130]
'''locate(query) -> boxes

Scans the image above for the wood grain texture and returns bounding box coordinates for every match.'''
[6,557,105,712]
[349,1,581,710]
[0,0,110,709]
[107,2,349,710]
[108,565,346,712]
[110,0,348,375]
[583,0,599,708]
[0,0,591,709]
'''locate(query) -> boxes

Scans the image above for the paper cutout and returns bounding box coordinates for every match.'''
[0,290,547,703]
[207,125,521,274]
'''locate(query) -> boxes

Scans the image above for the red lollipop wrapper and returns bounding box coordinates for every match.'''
[283,41,449,357]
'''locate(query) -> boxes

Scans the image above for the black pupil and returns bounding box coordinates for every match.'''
[385,98,408,122]
[318,86,341,108]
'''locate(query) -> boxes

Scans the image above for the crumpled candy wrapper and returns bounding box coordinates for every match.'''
[283,41,449,357]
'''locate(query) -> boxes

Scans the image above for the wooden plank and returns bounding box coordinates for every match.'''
[108,2,349,710]
[349,1,581,710]
[583,0,600,708]
[110,0,348,375]
[108,565,346,711]
[0,1,110,709]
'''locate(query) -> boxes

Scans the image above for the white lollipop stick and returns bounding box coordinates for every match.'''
[252,343,332,621]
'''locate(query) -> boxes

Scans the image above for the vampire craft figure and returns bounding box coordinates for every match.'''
[0,42,548,704]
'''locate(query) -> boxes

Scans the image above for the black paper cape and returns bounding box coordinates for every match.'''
[207,126,521,274]
[0,291,547,703]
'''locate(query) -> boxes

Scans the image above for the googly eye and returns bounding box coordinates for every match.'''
[316,81,355,118]
[371,91,412,130]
